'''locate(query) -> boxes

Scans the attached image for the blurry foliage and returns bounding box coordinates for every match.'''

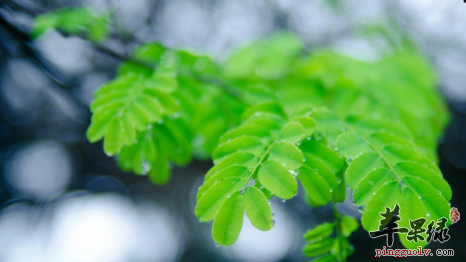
[32,7,109,42]
[31,6,452,262]
[303,215,358,261]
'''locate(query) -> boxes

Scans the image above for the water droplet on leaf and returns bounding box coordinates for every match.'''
[141,161,150,175]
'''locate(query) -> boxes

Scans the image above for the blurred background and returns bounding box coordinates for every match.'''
[0,0,465,261]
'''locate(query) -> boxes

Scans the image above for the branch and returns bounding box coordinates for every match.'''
[1,0,248,105]
[1,0,40,16]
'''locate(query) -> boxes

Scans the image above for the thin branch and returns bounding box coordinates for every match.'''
[1,0,248,105]
[1,0,41,15]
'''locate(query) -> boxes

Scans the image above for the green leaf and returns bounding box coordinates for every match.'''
[213,136,265,162]
[301,140,343,174]
[303,238,335,257]
[115,117,192,182]
[241,102,287,121]
[340,216,359,237]
[352,168,393,206]
[278,121,306,143]
[331,236,353,260]
[212,191,244,246]
[244,187,274,231]
[32,7,109,43]
[206,152,257,180]
[361,181,402,231]
[293,116,316,136]
[197,166,249,201]
[298,167,333,207]
[195,178,245,222]
[268,141,304,170]
[336,132,371,159]
[299,139,343,206]
[345,153,385,189]
[88,19,109,43]
[32,14,59,38]
[311,254,337,262]
[398,176,452,249]
[219,124,271,143]
[87,51,179,155]
[148,143,170,185]
[258,160,298,200]
[304,222,335,242]
[224,33,303,79]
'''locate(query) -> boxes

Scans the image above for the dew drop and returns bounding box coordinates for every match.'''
[192,135,205,147]
[282,163,286,167]
[296,142,301,146]
[215,243,220,248]
[337,178,342,184]
[358,206,365,213]
[346,158,353,164]
[427,213,431,217]
[329,189,333,193]
[281,199,286,203]
[141,160,150,175]
[418,196,422,200]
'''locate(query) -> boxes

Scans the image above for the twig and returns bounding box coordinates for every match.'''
[1,0,248,105]
[1,0,40,15]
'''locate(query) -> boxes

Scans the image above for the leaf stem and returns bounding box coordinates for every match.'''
[245,141,277,186]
